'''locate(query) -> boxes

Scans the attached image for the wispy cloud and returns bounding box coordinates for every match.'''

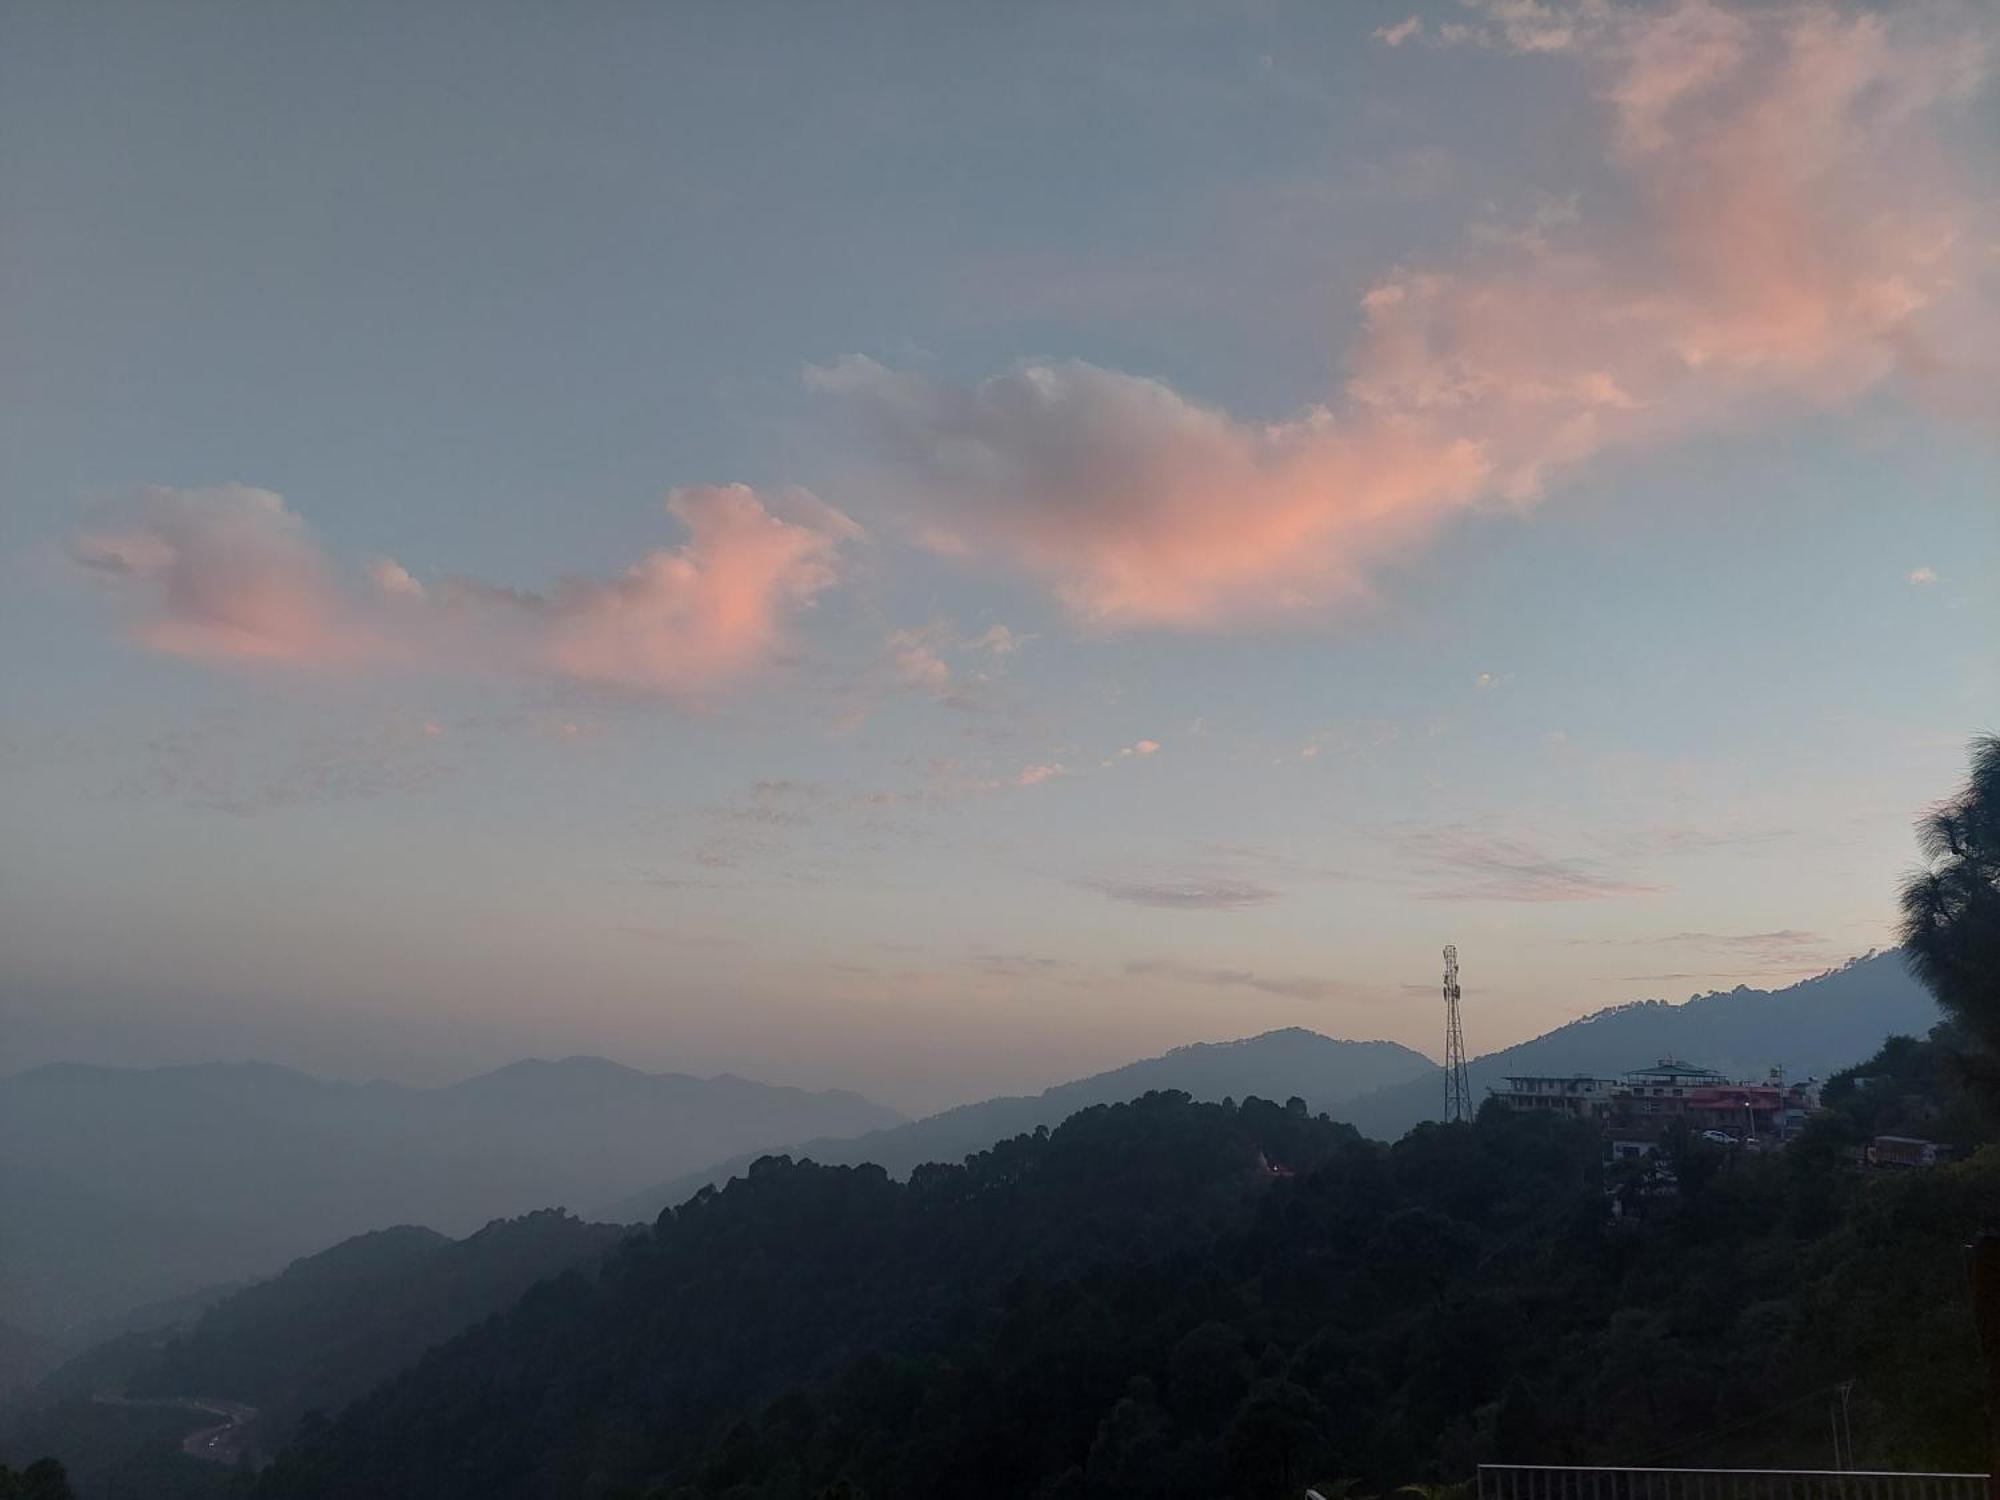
[1587,822,1798,860]
[672,779,841,878]
[882,619,1024,710]
[970,952,1074,979]
[1073,875,1282,910]
[722,779,822,828]
[1571,927,1836,979]
[1126,957,1348,1001]
[1101,738,1163,768]
[830,619,1031,731]
[1420,0,1595,55]
[1574,929,1827,954]
[629,870,724,891]
[1373,14,1422,48]
[1189,841,1356,885]
[105,715,459,816]
[1399,824,1663,902]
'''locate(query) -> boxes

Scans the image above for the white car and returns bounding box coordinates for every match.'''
[1701,1130,1737,1146]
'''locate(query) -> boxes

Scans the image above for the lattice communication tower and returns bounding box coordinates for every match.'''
[1443,944,1472,1124]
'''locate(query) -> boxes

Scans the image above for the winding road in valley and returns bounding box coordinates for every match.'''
[93,1392,260,1466]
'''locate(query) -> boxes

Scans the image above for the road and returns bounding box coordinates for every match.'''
[92,1392,261,1467]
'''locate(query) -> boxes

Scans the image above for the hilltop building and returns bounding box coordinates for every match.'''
[1491,1057,1821,1157]
[1490,1073,1618,1122]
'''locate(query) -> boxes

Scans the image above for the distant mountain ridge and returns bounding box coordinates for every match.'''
[610,954,1940,1219]
[605,1029,1435,1221]
[1,1210,627,1488]
[126,1211,628,1447]
[1337,950,1938,1140]
[1,955,1934,1340]
[0,1056,902,1339]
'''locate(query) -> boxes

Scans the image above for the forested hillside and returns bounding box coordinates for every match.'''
[257,1040,1993,1500]
[130,1211,628,1440]
[0,1213,626,1498]
[610,1030,1434,1220]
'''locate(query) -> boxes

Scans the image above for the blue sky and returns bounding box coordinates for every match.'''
[2,0,1994,1112]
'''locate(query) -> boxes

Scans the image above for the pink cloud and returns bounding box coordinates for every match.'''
[816,1,1994,629]
[368,558,426,600]
[1373,14,1422,48]
[887,625,958,698]
[532,485,847,694]
[73,482,857,697]
[838,618,1028,726]
[71,485,372,667]
[809,355,1490,626]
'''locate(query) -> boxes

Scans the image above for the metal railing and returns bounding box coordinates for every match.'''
[1478,1466,1987,1500]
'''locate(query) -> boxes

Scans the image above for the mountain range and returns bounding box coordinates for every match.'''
[1,1210,627,1495]
[127,1211,627,1447]
[0,952,1937,1353]
[611,952,1938,1220]
[603,1030,1436,1221]
[1336,949,1938,1139]
[0,1057,900,1340]
[244,1065,1988,1499]
[0,952,1955,1497]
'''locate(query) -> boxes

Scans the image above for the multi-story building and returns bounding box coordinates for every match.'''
[1491,1057,1822,1154]
[1487,1072,1619,1122]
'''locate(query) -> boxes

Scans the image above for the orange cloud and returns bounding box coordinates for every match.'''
[73,482,856,697]
[816,0,1994,628]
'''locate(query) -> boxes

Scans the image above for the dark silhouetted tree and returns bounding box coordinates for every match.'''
[1902,734,2000,1095]
[0,1459,76,1500]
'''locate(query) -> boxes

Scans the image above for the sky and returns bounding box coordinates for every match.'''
[1,0,1995,1115]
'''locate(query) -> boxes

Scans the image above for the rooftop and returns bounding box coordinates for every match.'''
[1623,1058,1729,1083]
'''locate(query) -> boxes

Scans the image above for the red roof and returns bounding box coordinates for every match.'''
[1687,1086,1782,1106]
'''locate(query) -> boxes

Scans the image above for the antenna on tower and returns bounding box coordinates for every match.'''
[1443,944,1471,1124]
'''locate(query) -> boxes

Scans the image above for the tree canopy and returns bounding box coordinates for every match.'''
[248,1078,1997,1500]
[1902,734,2000,1093]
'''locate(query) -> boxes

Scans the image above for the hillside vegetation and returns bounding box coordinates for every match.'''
[256,1036,1992,1500]
[130,1211,629,1440]
[0,1213,625,1498]
[609,1031,1437,1220]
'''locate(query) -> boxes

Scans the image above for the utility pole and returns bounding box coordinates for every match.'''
[1443,944,1472,1124]
[1968,1234,2000,1500]
[1828,1380,1855,1470]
